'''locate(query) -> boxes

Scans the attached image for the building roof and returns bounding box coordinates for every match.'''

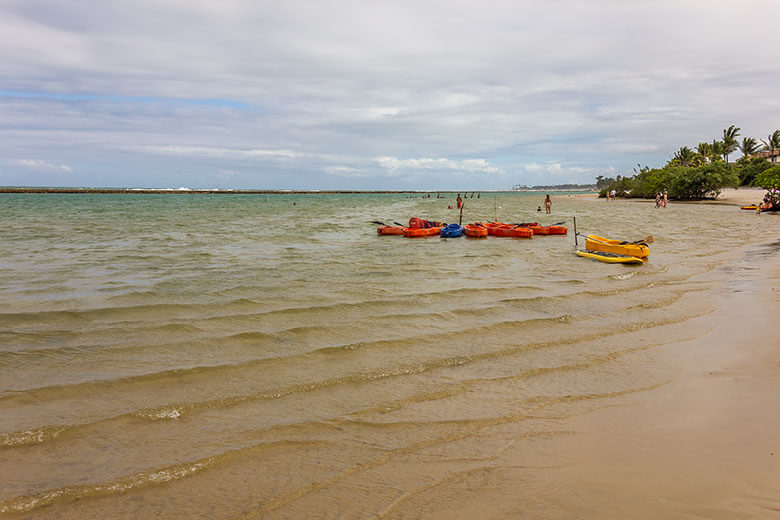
[750,149,780,159]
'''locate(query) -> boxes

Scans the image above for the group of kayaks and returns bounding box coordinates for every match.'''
[741,202,779,212]
[376,218,568,239]
[575,234,651,264]
[375,218,652,265]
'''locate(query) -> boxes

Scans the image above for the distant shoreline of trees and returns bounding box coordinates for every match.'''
[598,127,780,201]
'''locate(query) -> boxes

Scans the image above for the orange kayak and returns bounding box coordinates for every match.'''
[514,221,567,235]
[403,226,443,237]
[377,225,406,235]
[464,223,488,238]
[527,225,549,235]
[546,225,568,235]
[478,222,533,238]
[528,224,567,235]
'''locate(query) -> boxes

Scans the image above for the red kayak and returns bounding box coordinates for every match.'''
[377,225,406,235]
[404,226,443,237]
[528,224,567,235]
[478,222,533,238]
[464,223,488,238]
[408,217,444,229]
[518,221,567,235]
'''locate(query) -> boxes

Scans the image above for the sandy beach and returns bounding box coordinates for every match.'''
[545,189,780,517]
[562,187,768,207]
[559,244,780,518]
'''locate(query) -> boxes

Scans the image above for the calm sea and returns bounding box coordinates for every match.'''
[0,192,776,519]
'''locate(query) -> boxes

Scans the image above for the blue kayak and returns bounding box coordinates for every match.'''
[440,223,464,238]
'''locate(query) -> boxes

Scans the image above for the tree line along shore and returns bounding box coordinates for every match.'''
[597,126,780,202]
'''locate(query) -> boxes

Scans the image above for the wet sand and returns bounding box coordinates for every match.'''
[554,242,780,518]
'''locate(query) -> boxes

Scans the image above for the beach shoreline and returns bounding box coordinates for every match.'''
[556,239,780,518]
[560,187,767,206]
[1,193,778,519]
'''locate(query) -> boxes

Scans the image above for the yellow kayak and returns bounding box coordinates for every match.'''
[584,234,649,258]
[576,250,645,264]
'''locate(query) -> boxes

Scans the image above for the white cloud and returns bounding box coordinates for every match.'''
[151,146,300,160]
[374,156,503,174]
[324,166,367,178]
[1,0,779,188]
[9,159,72,173]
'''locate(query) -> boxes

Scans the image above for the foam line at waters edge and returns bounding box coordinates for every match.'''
[0,308,714,450]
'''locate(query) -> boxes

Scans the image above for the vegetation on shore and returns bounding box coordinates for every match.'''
[598,127,780,200]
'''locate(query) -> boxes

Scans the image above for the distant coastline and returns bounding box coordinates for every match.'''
[0,187,594,195]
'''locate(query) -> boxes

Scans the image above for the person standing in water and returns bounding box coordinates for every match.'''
[456,194,463,209]
[544,194,551,214]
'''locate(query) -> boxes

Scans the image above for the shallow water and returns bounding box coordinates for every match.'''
[0,192,776,518]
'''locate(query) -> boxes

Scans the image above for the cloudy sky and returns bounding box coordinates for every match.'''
[2,0,779,190]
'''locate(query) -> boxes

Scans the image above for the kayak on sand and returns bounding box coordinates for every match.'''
[576,250,645,264]
[584,234,649,258]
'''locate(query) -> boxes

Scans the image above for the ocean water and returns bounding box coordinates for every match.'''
[0,192,776,518]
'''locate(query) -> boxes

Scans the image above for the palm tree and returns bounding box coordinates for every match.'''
[695,142,712,165]
[671,146,696,167]
[761,130,780,151]
[710,140,725,162]
[738,137,760,159]
[722,125,740,163]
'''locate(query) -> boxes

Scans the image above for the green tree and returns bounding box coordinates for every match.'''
[755,166,780,202]
[670,146,696,167]
[695,142,712,166]
[595,175,614,189]
[710,140,725,163]
[668,162,738,199]
[599,174,636,198]
[737,136,760,160]
[737,157,773,186]
[722,125,740,163]
[761,130,780,151]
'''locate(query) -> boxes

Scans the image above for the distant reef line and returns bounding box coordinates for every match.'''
[1,188,447,194]
[0,188,592,195]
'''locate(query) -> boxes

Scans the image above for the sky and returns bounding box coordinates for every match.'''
[1,0,779,190]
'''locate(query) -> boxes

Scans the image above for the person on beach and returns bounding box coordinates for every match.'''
[610,189,616,201]
[456,194,463,209]
[537,206,542,212]
[663,190,668,207]
[655,192,661,208]
[544,194,551,214]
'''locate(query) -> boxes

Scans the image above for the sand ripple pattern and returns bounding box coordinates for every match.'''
[0,192,775,519]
